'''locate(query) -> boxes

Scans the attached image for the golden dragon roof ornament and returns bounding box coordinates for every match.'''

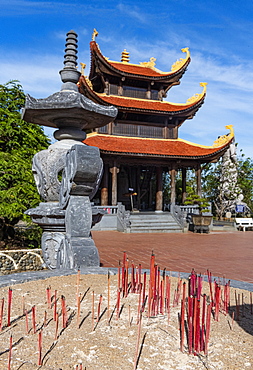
[80,63,86,75]
[92,28,98,41]
[171,47,190,72]
[139,57,156,68]
[186,82,207,104]
[213,125,234,148]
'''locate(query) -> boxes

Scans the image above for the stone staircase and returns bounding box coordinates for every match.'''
[128,212,183,233]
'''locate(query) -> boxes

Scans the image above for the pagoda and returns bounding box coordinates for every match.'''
[78,31,234,212]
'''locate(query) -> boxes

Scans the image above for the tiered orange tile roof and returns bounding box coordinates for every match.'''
[78,76,206,115]
[90,41,190,79]
[84,133,233,159]
[108,61,176,77]
[94,94,201,113]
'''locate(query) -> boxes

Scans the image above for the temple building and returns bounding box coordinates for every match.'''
[78,32,234,212]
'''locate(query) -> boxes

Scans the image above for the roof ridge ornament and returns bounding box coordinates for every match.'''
[213,125,234,148]
[186,82,207,104]
[139,57,156,68]
[121,49,130,63]
[171,47,190,72]
[92,28,99,41]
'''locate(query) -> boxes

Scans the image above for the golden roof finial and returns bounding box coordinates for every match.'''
[80,63,86,75]
[121,49,130,63]
[92,28,98,41]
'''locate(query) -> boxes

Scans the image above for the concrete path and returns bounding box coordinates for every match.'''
[92,230,253,284]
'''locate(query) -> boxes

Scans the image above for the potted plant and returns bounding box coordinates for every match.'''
[184,194,213,233]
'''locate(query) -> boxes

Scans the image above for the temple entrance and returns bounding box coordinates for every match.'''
[117,166,157,211]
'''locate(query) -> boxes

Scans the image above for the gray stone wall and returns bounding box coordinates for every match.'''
[0,249,45,275]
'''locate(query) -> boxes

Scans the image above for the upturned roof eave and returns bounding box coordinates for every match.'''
[89,41,190,81]
[84,132,234,161]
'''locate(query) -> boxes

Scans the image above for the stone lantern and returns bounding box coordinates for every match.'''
[23,31,117,270]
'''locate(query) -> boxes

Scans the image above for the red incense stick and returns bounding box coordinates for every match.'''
[38,330,43,365]
[201,294,206,352]
[250,292,252,314]
[116,289,121,320]
[97,295,103,323]
[8,335,12,370]
[25,309,29,334]
[77,293,81,328]
[92,291,95,330]
[107,271,110,323]
[55,312,59,340]
[54,290,57,321]
[133,312,142,370]
[7,288,12,327]
[46,286,51,309]
[76,269,81,304]
[43,310,47,327]
[32,305,36,334]
[204,304,212,355]
[0,298,4,331]
[61,295,67,328]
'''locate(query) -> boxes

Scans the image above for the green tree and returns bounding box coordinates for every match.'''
[237,152,253,211]
[0,81,49,243]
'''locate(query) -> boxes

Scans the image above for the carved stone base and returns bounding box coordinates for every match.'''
[42,232,66,269]
[71,237,100,268]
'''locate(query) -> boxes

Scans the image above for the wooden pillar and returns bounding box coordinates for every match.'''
[101,164,109,206]
[196,164,202,197]
[155,167,163,212]
[182,167,187,203]
[170,166,176,205]
[110,162,119,206]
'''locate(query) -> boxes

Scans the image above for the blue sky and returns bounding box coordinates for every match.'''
[1,0,253,158]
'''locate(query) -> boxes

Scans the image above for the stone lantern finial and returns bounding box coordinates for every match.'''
[59,30,81,92]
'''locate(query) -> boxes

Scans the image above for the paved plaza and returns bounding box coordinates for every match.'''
[92,230,253,284]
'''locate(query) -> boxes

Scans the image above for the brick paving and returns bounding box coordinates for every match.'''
[92,230,253,283]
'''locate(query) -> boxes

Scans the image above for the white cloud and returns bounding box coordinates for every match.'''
[116,3,147,23]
